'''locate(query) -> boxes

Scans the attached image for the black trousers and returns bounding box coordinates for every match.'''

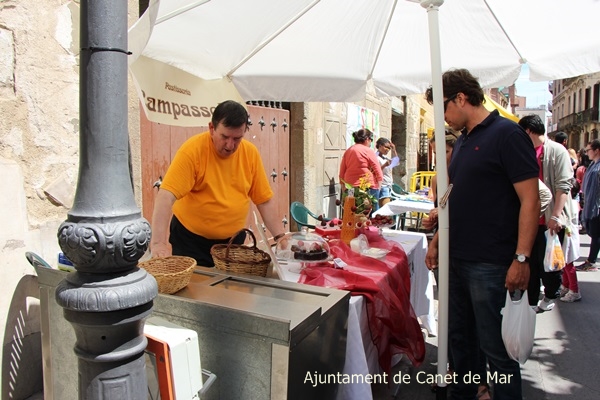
[527,225,563,305]
[169,216,246,267]
[585,216,600,263]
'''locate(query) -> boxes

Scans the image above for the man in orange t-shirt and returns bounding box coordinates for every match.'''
[150,100,285,267]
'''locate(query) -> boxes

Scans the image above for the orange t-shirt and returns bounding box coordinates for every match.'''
[160,132,273,239]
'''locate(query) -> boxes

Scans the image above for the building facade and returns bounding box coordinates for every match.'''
[550,72,600,149]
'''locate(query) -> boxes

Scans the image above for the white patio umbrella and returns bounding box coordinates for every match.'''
[128,0,600,390]
[129,0,600,126]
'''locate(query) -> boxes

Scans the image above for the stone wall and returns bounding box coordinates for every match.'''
[0,1,141,395]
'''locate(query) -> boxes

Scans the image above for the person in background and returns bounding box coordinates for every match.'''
[576,148,591,232]
[518,115,576,307]
[568,148,580,200]
[560,168,584,302]
[375,137,399,207]
[425,68,539,400]
[568,148,578,169]
[421,130,458,231]
[576,139,600,271]
[150,100,285,267]
[339,128,384,211]
[576,148,590,187]
[554,131,568,148]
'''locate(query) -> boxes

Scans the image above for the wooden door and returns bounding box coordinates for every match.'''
[140,104,290,240]
[140,110,206,224]
[244,105,290,237]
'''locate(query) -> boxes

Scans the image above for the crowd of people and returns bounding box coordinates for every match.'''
[337,69,600,400]
[145,75,599,400]
[420,68,600,400]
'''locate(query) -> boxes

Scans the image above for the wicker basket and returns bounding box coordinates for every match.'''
[139,256,197,294]
[210,228,271,277]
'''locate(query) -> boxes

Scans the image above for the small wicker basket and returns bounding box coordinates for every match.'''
[210,228,271,277]
[139,256,197,294]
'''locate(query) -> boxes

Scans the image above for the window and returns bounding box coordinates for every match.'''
[585,87,591,110]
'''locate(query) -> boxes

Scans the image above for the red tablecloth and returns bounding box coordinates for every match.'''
[299,237,425,374]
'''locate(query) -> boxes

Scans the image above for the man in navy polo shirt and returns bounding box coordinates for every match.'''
[425,69,540,400]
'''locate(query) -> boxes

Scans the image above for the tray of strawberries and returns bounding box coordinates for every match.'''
[314,217,344,239]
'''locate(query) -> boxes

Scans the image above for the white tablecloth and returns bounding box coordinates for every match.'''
[382,229,436,337]
[373,198,434,216]
[277,230,435,400]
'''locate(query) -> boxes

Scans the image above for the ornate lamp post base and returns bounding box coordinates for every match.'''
[56,1,159,398]
[57,268,156,399]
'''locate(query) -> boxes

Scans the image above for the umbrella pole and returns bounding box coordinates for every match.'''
[420,0,449,396]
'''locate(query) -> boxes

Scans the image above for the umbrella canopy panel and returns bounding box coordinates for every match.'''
[130,0,600,103]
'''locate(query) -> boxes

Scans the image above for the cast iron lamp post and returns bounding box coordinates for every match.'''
[55,1,157,398]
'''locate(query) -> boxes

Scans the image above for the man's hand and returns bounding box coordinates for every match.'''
[547,217,563,235]
[151,242,171,258]
[505,261,530,291]
[425,233,439,270]
[421,208,438,231]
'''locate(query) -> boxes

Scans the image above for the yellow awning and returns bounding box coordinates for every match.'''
[483,95,518,122]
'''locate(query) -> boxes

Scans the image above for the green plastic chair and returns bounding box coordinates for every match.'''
[25,251,53,270]
[290,201,329,229]
[391,183,408,197]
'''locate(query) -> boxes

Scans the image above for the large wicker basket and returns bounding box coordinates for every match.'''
[139,256,197,294]
[210,228,271,277]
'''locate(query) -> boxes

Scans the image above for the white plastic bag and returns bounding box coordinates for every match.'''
[501,290,536,365]
[562,224,581,264]
[543,229,566,272]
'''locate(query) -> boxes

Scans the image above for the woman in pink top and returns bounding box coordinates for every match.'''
[339,128,384,210]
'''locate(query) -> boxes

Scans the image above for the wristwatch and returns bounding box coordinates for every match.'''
[514,253,530,263]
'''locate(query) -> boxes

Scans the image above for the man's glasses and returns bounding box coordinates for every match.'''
[586,148,593,152]
[443,93,458,112]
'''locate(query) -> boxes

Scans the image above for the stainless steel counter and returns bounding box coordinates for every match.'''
[36,265,349,399]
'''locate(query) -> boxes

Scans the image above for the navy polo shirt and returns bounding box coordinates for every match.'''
[448,110,538,265]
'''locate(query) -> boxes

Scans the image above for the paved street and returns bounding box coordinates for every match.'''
[373,233,600,399]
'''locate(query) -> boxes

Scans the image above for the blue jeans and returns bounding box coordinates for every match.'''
[368,188,380,212]
[378,185,391,200]
[585,216,600,263]
[449,258,522,400]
